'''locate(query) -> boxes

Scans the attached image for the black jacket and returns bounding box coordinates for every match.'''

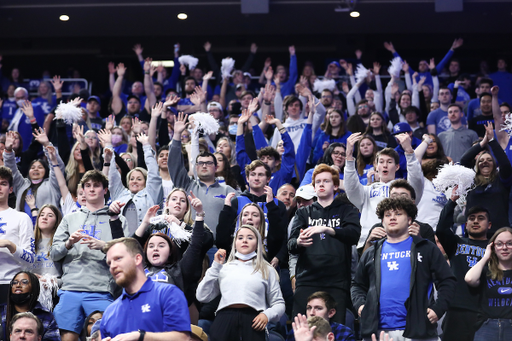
[216,190,287,261]
[288,199,361,291]
[351,235,456,339]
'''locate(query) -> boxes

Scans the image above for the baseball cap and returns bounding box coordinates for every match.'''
[127,95,141,104]
[392,122,412,135]
[207,101,223,112]
[88,96,101,105]
[295,185,317,200]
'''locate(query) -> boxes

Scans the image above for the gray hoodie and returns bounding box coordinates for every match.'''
[50,206,128,295]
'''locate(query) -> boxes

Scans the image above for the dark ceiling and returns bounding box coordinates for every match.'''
[1,1,511,94]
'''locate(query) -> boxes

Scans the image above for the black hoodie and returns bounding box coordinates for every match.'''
[288,199,361,290]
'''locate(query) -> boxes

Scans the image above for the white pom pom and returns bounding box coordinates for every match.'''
[221,57,236,80]
[54,101,83,125]
[190,112,220,135]
[178,55,199,70]
[433,162,476,206]
[313,79,336,93]
[355,64,371,85]
[387,57,403,78]
[500,113,512,137]
[149,216,192,247]
[38,273,58,311]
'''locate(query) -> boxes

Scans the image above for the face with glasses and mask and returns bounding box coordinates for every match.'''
[10,272,35,306]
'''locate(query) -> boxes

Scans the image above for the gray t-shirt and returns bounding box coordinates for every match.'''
[32,238,63,278]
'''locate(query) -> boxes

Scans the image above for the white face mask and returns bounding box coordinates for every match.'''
[16,100,25,107]
[229,124,237,135]
[111,135,123,145]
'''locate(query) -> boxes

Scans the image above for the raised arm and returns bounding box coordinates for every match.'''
[143,58,157,111]
[373,62,384,113]
[111,63,126,115]
[45,145,70,201]
[148,102,164,151]
[344,133,366,210]
[168,113,192,190]
[435,189,460,258]
[491,86,509,149]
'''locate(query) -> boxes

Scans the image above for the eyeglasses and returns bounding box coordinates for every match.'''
[181,134,190,139]
[123,158,132,162]
[12,279,30,286]
[495,241,512,249]
[197,161,214,167]
[332,151,346,157]
[358,105,368,110]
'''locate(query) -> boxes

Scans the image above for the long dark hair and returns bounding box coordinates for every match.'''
[6,271,40,333]
[144,233,180,268]
[19,159,50,211]
[214,152,238,189]
[319,142,346,170]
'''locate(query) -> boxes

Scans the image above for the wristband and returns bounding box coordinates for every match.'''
[196,211,206,217]
[52,164,59,167]
[144,71,150,75]
[138,330,146,341]
[264,101,271,105]
[279,128,286,134]
[104,163,111,167]
[31,208,38,212]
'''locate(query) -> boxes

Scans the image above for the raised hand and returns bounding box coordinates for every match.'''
[46,145,58,164]
[51,75,63,92]
[32,127,50,147]
[173,112,189,135]
[238,109,252,125]
[247,97,259,114]
[307,94,320,115]
[142,205,160,226]
[143,57,152,73]
[108,62,116,74]
[156,62,164,74]
[383,41,395,53]
[203,71,213,81]
[264,185,273,203]
[136,132,149,145]
[133,44,143,56]
[395,133,413,153]
[164,94,180,107]
[20,100,34,119]
[131,117,141,135]
[151,102,164,118]
[273,74,280,87]
[345,132,363,159]
[105,114,115,131]
[250,43,258,54]
[292,314,315,341]
[355,49,362,60]
[262,84,276,103]
[429,58,436,70]
[418,76,426,87]
[5,131,16,151]
[98,129,112,146]
[116,63,127,77]
[203,41,211,52]
[103,146,113,163]
[68,96,82,108]
[74,124,86,144]
[484,121,494,142]
[491,85,500,97]
[188,191,204,214]
[451,38,463,50]
[289,45,296,56]
[345,63,353,76]
[264,114,281,127]
[264,57,272,69]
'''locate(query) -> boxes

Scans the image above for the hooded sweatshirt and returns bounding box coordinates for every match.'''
[288,199,361,290]
[50,206,128,295]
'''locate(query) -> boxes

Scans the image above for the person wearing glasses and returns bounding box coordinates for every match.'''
[465,227,512,341]
[169,112,236,242]
[1,271,60,341]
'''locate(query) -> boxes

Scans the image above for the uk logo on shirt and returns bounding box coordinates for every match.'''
[387,261,399,271]
[0,222,6,235]
[141,304,151,313]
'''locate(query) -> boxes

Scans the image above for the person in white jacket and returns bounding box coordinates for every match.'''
[0,166,34,305]
[344,132,424,250]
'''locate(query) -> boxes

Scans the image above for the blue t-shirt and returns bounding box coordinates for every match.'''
[447,84,471,105]
[426,108,467,135]
[32,95,57,114]
[100,279,190,338]
[379,236,412,330]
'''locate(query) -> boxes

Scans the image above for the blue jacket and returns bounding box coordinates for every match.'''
[236,130,296,195]
[312,130,351,165]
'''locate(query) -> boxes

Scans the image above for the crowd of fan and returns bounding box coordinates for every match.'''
[1,38,512,341]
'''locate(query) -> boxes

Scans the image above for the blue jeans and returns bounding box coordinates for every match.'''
[474,318,512,341]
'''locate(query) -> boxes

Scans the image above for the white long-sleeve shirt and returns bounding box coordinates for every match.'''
[0,208,35,284]
[196,260,285,323]
[344,153,424,248]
